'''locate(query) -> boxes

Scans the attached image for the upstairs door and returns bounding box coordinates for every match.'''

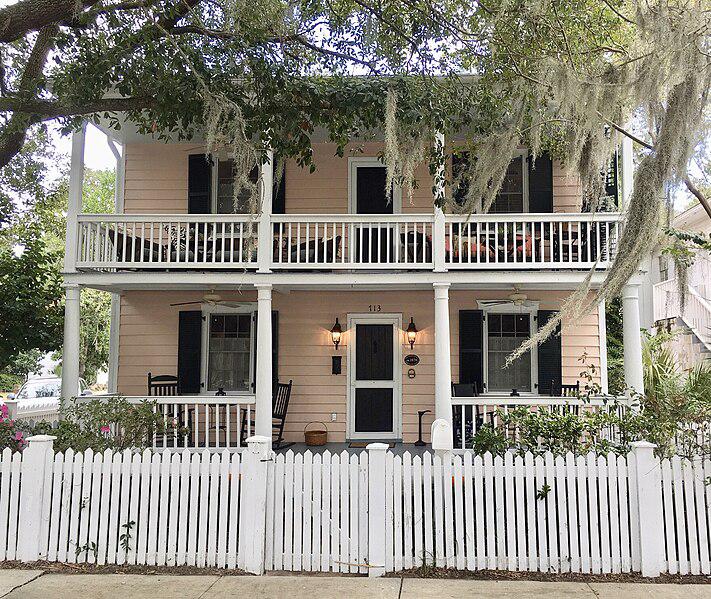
[348,315,402,440]
[350,159,400,263]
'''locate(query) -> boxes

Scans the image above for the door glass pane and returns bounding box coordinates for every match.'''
[355,324,393,380]
[207,313,252,391]
[355,388,394,432]
[490,155,524,214]
[487,313,531,392]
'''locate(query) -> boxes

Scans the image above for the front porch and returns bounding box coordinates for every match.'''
[56,283,645,452]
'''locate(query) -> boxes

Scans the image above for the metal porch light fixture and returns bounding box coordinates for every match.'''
[331,318,343,349]
[406,317,418,350]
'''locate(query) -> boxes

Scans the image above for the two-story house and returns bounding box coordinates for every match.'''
[59,122,641,450]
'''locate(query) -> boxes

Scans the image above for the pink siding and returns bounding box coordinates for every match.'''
[122,141,582,215]
[117,290,600,443]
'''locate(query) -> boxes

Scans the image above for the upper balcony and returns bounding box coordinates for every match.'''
[74,211,622,273]
[66,138,627,280]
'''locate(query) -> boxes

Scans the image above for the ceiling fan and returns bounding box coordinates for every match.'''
[170,290,251,308]
[479,287,535,308]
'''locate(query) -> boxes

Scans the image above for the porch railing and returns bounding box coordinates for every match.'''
[444,213,622,269]
[74,212,624,272]
[75,214,259,269]
[5,395,256,451]
[130,395,256,450]
[270,214,434,269]
[451,395,629,451]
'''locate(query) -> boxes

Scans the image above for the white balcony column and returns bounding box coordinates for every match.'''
[622,282,645,397]
[255,283,273,437]
[61,284,81,401]
[64,124,86,273]
[433,282,453,427]
[433,131,447,273]
[257,148,274,273]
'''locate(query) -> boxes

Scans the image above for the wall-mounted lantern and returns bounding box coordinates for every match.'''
[406,317,418,350]
[330,318,343,350]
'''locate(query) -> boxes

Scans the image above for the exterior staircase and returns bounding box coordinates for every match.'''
[653,278,711,366]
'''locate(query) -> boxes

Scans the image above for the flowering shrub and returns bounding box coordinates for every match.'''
[0,403,29,451]
[31,396,182,453]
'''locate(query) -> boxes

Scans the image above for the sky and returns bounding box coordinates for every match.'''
[55,124,119,172]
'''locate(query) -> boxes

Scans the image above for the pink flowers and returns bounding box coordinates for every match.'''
[100,425,110,434]
[0,404,8,419]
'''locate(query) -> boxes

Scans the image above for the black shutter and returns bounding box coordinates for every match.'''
[188,154,211,214]
[605,150,619,208]
[528,153,553,213]
[451,152,470,206]
[177,311,202,394]
[537,310,562,395]
[273,161,286,214]
[459,310,484,393]
[252,310,280,390]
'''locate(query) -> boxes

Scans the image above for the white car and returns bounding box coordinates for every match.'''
[7,376,92,403]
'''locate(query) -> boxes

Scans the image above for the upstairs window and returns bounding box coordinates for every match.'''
[213,159,258,214]
[452,151,529,213]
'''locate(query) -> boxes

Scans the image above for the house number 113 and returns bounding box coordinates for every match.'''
[369,304,382,312]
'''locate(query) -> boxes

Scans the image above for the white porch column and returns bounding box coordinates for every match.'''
[622,283,645,396]
[61,284,81,400]
[433,283,452,427]
[255,284,273,437]
[257,149,274,273]
[433,131,447,273]
[63,124,86,273]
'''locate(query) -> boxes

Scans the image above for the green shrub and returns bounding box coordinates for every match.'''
[32,396,181,453]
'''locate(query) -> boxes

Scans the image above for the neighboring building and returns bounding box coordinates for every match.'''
[59,121,643,448]
[641,202,711,369]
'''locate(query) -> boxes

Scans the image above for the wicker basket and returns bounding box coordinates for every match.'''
[304,421,328,446]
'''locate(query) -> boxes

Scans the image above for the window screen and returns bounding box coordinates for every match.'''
[215,159,257,214]
[489,155,525,214]
[207,313,252,391]
[487,313,531,392]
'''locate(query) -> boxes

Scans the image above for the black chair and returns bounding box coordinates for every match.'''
[241,380,294,449]
[147,372,178,396]
[549,380,580,397]
[451,382,479,397]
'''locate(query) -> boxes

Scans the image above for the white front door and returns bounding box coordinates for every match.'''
[347,314,402,440]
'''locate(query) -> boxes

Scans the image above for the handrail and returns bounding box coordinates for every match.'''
[77,213,257,223]
[445,212,624,223]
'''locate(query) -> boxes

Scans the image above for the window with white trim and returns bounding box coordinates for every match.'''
[452,150,528,213]
[202,308,255,393]
[212,159,257,214]
[485,312,534,393]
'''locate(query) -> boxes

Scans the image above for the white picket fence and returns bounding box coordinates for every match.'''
[1,436,709,577]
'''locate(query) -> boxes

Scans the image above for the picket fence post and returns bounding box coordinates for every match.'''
[367,443,388,577]
[238,435,272,574]
[17,435,55,562]
[631,441,664,577]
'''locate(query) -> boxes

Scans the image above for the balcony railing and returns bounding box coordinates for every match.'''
[271,214,434,269]
[74,212,623,273]
[76,214,258,269]
[445,213,621,269]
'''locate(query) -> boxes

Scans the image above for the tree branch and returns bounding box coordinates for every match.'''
[0,24,57,168]
[684,176,711,220]
[0,95,154,118]
[0,0,98,43]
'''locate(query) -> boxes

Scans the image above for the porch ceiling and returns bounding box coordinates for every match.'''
[63,269,620,293]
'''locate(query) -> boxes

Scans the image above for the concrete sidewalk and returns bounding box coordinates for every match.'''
[1,571,710,599]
